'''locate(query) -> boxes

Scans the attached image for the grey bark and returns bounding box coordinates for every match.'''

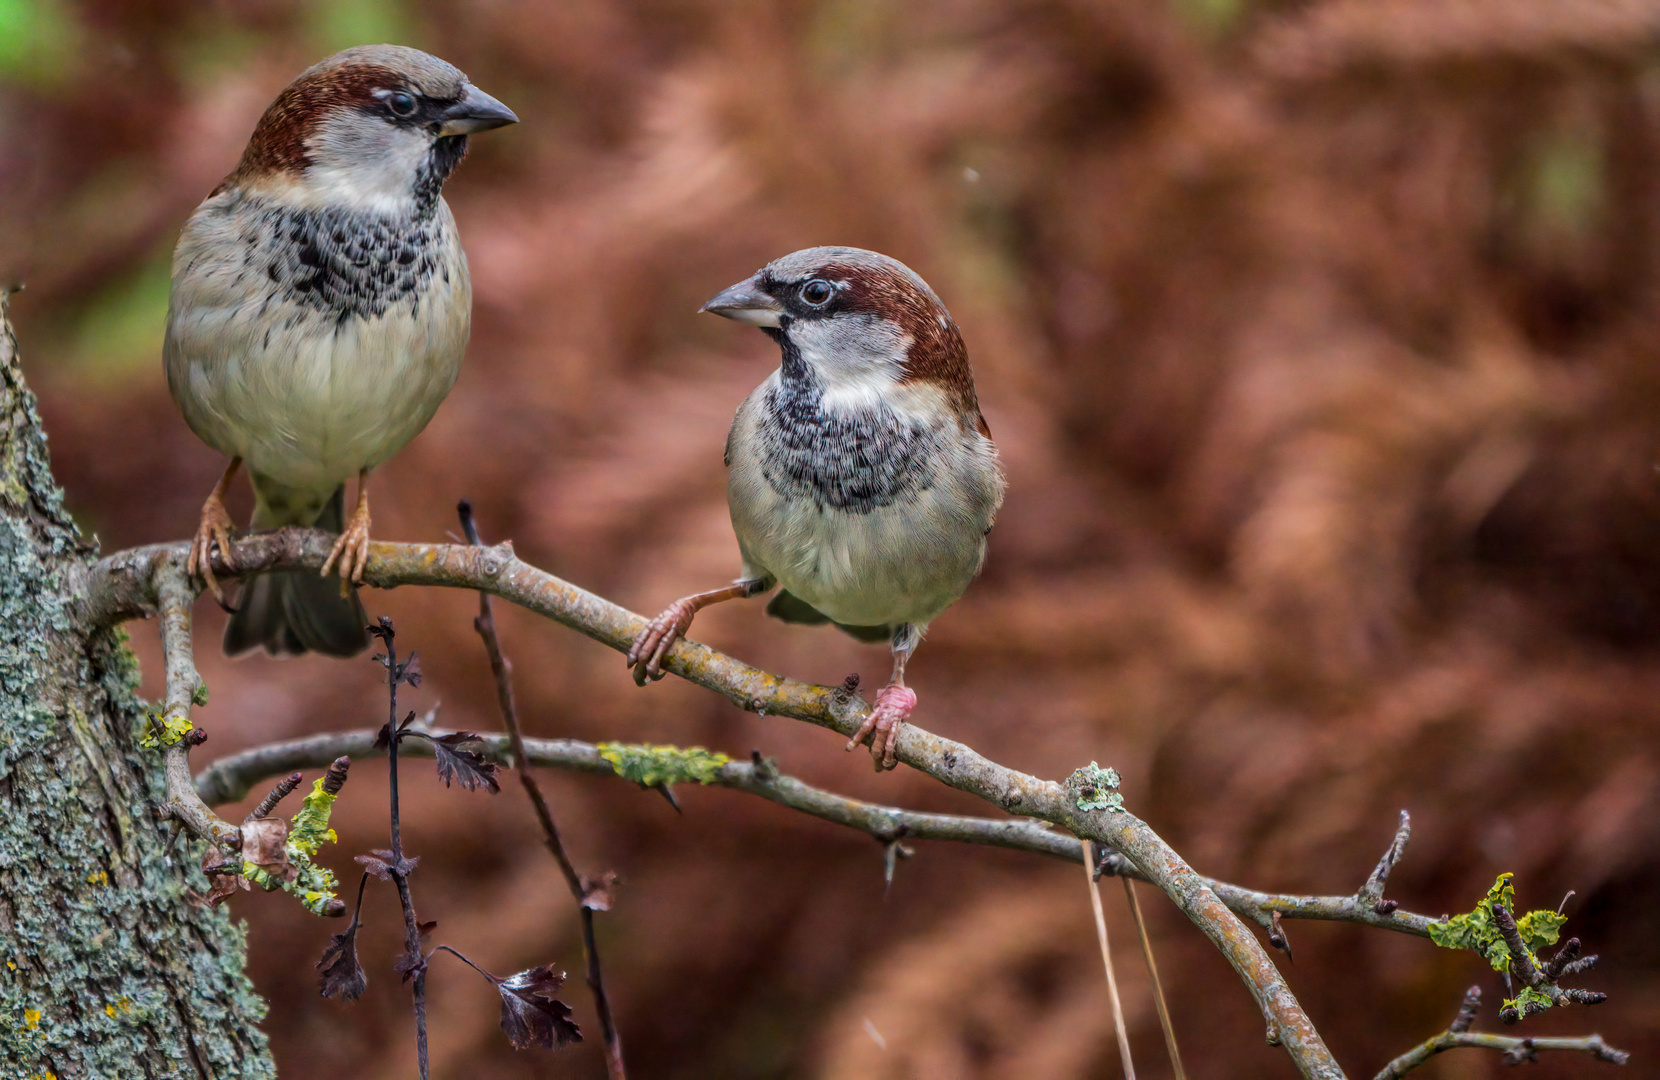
[0,294,273,1078]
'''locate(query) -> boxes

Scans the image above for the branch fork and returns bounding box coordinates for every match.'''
[92,529,1631,1079]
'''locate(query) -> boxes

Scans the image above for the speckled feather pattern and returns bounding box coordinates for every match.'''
[755,361,944,513]
[165,46,480,524]
[165,187,468,518]
[256,197,450,321]
[164,44,512,656]
[723,248,1005,643]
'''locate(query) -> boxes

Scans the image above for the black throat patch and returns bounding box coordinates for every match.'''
[415,134,468,212]
[755,339,941,514]
[250,196,451,322]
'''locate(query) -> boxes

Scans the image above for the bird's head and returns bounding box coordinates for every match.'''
[226,44,517,215]
[701,246,983,424]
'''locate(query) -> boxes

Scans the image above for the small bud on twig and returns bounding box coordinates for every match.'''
[249,772,304,822]
[1267,910,1293,962]
[1449,985,1481,1032]
[322,756,352,796]
[1543,937,1580,979]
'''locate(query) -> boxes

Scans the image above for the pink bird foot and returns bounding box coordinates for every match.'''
[848,684,917,771]
[627,597,700,685]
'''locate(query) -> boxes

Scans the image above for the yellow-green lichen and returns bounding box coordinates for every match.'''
[242,777,342,917]
[1429,873,1568,1016]
[137,710,193,749]
[1066,761,1124,813]
[598,742,731,788]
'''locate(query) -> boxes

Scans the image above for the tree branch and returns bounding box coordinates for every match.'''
[92,531,1340,1073]
[1373,986,1627,1078]
[154,560,241,847]
[198,725,1630,1078]
[196,726,1443,940]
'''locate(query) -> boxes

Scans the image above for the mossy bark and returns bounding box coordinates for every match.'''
[0,295,274,1078]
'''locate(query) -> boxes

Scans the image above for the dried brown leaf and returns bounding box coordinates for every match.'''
[241,817,292,881]
[495,965,582,1050]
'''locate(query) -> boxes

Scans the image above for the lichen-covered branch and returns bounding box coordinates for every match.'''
[87,531,1340,1074]
[153,562,241,846]
[196,726,1071,838]
[1490,901,1608,1018]
[197,727,1442,940]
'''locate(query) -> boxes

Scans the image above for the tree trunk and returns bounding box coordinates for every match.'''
[0,295,273,1078]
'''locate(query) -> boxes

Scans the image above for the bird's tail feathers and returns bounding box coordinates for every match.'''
[765,589,893,644]
[224,484,369,657]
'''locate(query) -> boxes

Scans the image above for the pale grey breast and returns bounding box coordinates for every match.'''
[730,378,996,630]
[165,190,469,490]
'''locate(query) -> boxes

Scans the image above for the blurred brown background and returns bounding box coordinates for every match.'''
[6,0,1660,1076]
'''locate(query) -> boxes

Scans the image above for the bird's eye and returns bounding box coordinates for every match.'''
[385,91,417,117]
[799,279,834,307]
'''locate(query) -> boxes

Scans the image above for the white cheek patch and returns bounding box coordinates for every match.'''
[817,368,899,414]
[873,378,955,425]
[296,113,431,215]
[788,314,912,411]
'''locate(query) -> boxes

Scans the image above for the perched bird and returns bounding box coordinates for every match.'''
[165,45,517,656]
[628,247,1005,769]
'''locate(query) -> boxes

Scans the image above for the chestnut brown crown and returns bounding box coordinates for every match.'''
[225,44,516,186]
[702,246,988,429]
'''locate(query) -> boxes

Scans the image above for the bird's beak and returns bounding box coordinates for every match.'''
[437,85,519,136]
[700,274,784,327]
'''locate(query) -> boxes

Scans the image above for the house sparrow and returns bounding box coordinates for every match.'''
[628,247,1005,769]
[165,45,516,656]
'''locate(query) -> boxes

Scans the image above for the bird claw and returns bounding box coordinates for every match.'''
[627,600,696,686]
[187,495,238,603]
[320,504,372,587]
[847,684,916,771]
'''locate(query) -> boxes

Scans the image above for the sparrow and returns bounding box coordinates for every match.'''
[628,247,1005,769]
[164,45,516,656]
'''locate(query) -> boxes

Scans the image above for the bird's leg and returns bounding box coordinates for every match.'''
[321,469,372,586]
[848,642,917,772]
[628,578,771,686]
[188,457,242,603]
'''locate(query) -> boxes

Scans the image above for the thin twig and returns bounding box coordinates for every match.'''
[1122,879,1186,1080]
[249,772,303,821]
[1084,839,1135,1080]
[1357,811,1410,915]
[459,501,626,1080]
[1373,986,1627,1078]
[1490,902,1607,1017]
[1374,1031,1628,1077]
[373,619,431,1080]
[429,943,492,979]
[86,531,1340,1076]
